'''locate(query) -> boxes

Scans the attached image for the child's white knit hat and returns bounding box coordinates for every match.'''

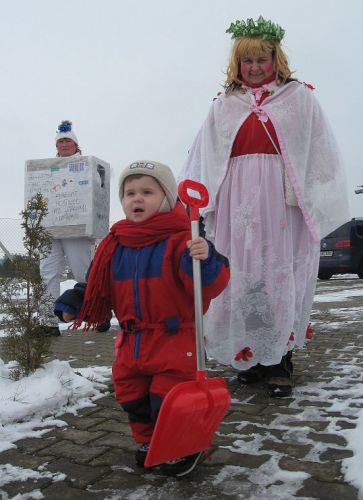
[119,160,177,212]
[55,120,78,145]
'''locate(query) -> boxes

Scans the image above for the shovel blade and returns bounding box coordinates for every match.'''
[144,377,230,467]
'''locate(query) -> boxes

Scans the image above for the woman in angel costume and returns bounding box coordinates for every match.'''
[179,16,350,396]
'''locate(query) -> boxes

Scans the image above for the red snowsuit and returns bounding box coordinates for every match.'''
[112,209,229,443]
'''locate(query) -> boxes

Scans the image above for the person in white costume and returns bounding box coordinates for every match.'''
[179,16,350,396]
[39,121,95,336]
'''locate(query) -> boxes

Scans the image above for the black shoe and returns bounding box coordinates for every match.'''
[266,351,293,397]
[160,451,204,477]
[135,443,150,467]
[237,364,267,384]
[267,376,293,397]
[40,326,61,337]
[96,318,111,332]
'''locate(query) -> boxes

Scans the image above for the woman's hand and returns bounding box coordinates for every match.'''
[186,237,209,261]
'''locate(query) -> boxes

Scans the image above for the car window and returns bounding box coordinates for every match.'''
[324,221,351,239]
[356,222,363,237]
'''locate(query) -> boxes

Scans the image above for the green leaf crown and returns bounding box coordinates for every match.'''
[226,16,285,43]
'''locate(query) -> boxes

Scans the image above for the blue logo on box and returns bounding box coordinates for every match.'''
[69,161,86,173]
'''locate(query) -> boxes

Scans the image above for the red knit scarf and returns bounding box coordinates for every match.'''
[73,202,190,330]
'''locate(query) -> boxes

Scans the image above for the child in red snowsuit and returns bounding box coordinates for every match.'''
[54,160,230,476]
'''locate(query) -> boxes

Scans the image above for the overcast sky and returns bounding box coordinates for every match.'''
[1,0,362,224]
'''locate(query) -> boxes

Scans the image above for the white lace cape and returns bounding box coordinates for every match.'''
[179,82,350,241]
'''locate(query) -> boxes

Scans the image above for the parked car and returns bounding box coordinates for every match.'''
[318,218,363,279]
[0,255,15,277]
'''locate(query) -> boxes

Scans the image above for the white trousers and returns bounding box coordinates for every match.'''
[40,238,94,324]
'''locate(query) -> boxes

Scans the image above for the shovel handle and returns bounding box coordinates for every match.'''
[178,180,210,374]
[178,179,209,221]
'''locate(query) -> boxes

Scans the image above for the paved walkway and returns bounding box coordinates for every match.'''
[1,279,363,499]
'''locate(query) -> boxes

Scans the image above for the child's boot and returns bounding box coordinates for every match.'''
[160,451,204,477]
[135,443,150,467]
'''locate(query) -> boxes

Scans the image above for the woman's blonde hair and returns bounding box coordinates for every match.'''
[225,37,293,92]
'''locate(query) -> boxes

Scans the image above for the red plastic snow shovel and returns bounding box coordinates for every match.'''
[144,179,231,468]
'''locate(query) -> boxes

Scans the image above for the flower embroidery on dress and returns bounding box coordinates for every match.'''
[306,323,313,340]
[303,82,315,90]
[234,347,253,361]
[233,193,262,248]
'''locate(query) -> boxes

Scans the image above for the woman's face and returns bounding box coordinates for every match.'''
[240,52,274,85]
[56,138,77,157]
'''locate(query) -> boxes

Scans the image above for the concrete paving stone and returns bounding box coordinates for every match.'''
[209,432,237,447]
[307,432,347,447]
[260,405,301,416]
[321,411,359,420]
[76,406,105,417]
[261,439,313,459]
[197,472,257,499]
[70,416,107,430]
[349,402,363,408]
[89,468,157,493]
[37,440,110,464]
[41,480,106,499]
[93,395,120,409]
[92,419,133,436]
[297,399,333,408]
[0,449,56,469]
[295,388,322,397]
[224,403,268,416]
[266,398,297,408]
[278,456,342,482]
[241,391,284,406]
[51,427,107,445]
[335,419,357,430]
[320,385,360,394]
[52,412,88,426]
[306,367,334,378]
[91,431,130,448]
[286,420,330,432]
[237,423,284,441]
[91,406,129,422]
[16,436,60,454]
[207,447,271,468]
[319,446,354,461]
[89,464,235,499]
[222,411,277,425]
[89,447,136,467]
[296,477,359,500]
[47,458,110,489]
[1,477,52,498]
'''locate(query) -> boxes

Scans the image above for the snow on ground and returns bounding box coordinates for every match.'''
[220,354,363,498]
[0,463,65,494]
[314,288,363,302]
[0,360,112,453]
[0,278,362,498]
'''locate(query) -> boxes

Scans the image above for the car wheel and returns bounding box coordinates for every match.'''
[318,272,333,280]
[358,260,363,279]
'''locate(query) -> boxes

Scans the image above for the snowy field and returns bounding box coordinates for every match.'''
[0,276,362,499]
